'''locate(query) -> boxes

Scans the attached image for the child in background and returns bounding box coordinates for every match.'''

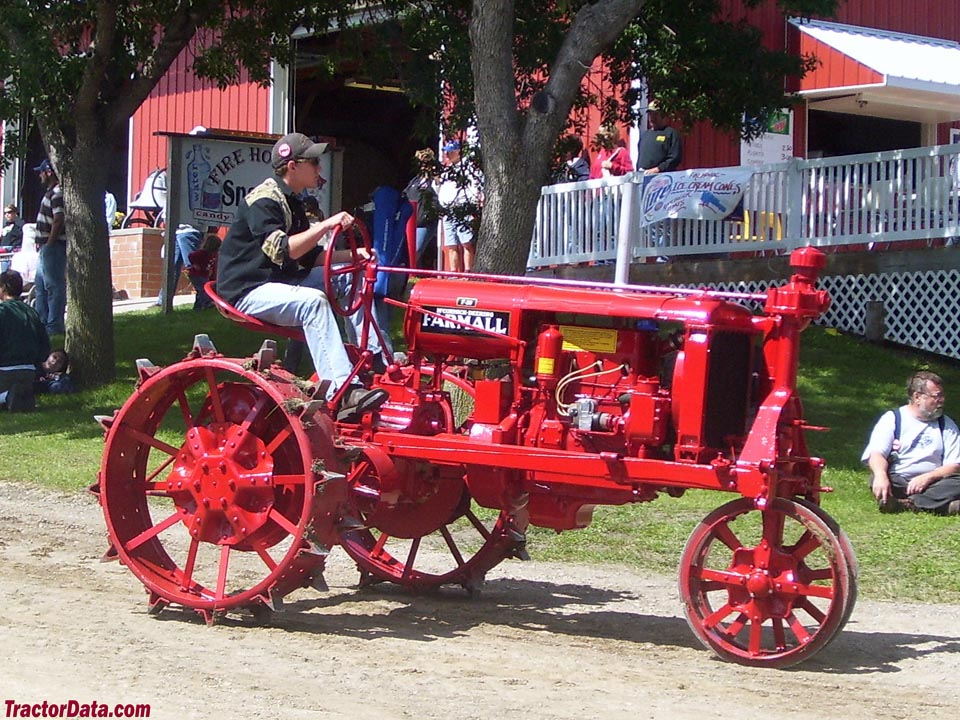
[187,233,221,310]
[36,349,74,394]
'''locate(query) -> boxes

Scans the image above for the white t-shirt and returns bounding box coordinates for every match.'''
[861,405,960,478]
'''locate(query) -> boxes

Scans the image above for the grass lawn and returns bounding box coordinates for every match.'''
[2,306,959,603]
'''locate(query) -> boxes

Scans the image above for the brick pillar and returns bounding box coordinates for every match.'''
[110,228,192,299]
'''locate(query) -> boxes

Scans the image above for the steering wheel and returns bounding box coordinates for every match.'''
[324,220,375,317]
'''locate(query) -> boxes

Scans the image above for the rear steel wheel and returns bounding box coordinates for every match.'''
[96,357,343,621]
[339,453,527,594]
[679,497,853,668]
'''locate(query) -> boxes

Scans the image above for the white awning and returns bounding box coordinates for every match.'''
[790,18,960,123]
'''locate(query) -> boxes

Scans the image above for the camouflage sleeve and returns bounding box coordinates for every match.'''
[261,229,290,266]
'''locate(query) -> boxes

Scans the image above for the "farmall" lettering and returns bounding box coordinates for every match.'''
[421,306,510,335]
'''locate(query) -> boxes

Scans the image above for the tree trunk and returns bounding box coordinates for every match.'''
[55,134,118,387]
[469,0,648,276]
[474,154,549,275]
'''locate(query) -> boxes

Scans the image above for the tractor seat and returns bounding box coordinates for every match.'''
[204,281,306,342]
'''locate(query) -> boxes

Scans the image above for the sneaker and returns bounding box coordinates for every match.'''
[336,386,389,423]
[946,500,960,516]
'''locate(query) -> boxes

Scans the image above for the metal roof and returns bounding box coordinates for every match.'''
[790,18,960,123]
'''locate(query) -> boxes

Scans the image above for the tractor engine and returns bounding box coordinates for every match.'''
[403,277,762,529]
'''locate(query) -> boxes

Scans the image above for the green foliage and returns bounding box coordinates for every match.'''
[0,307,255,491]
[386,0,840,161]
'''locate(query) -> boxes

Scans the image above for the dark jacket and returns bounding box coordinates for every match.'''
[216,178,317,306]
[637,126,683,173]
[0,299,49,368]
[1,218,24,250]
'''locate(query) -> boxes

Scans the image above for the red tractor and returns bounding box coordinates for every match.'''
[93,236,856,669]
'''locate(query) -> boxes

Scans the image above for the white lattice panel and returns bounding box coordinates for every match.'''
[679,270,960,361]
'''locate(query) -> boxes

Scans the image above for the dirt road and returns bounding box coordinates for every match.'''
[1,480,957,720]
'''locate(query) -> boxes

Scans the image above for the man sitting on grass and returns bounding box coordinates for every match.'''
[0,269,49,411]
[863,370,960,514]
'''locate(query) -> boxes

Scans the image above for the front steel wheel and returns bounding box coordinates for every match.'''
[679,497,854,668]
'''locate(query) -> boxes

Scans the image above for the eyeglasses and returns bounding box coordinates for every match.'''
[920,391,946,401]
[296,157,320,167]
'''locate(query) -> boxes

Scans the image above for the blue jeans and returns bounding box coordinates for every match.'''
[158,226,202,305]
[236,267,353,398]
[34,241,66,335]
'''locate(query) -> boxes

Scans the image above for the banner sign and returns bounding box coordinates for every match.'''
[641,168,754,226]
[173,136,334,229]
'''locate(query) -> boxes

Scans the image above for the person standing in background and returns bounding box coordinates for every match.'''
[637,100,683,175]
[33,159,68,336]
[561,137,591,183]
[589,124,633,179]
[1,205,24,251]
[404,148,440,265]
[435,140,482,272]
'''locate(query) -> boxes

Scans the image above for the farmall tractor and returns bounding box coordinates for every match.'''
[93,231,857,669]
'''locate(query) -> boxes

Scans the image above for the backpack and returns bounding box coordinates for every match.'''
[889,408,945,463]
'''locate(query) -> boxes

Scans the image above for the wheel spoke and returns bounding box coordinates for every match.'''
[268,507,299,536]
[123,424,179,457]
[216,545,231,601]
[786,611,813,643]
[240,393,270,432]
[204,368,226,424]
[748,618,763,655]
[772,618,787,651]
[180,537,200,591]
[439,525,467,568]
[796,597,827,623]
[792,579,835,600]
[145,454,176,485]
[254,542,278,571]
[712,519,742,551]
[702,601,737,629]
[368,530,390,558]
[464,508,492,540]
[272,474,307,486]
[789,530,823,561]
[698,567,744,589]
[401,537,422,581]
[265,426,294,455]
[175,387,196,428]
[124,510,182,552]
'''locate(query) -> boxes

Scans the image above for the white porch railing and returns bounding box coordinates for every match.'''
[529,144,960,276]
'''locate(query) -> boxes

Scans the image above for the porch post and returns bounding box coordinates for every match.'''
[614,179,639,285]
[784,157,804,250]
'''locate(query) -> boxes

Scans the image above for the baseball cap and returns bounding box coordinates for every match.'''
[442,140,461,153]
[33,159,53,172]
[271,133,328,169]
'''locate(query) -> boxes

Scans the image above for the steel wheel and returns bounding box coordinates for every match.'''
[679,497,853,668]
[794,498,859,631]
[96,357,342,621]
[339,450,527,594]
